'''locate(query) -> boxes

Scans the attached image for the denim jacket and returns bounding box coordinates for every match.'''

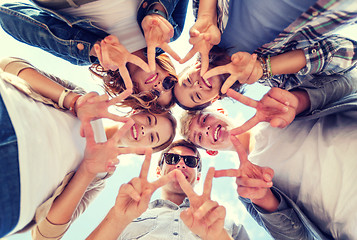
[239,93,357,240]
[0,0,188,65]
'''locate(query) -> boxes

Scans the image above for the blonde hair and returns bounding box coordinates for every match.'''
[180,110,202,140]
[89,53,178,114]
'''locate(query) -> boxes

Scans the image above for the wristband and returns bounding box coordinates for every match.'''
[258,56,272,80]
[146,8,167,19]
[58,89,71,109]
[69,95,81,117]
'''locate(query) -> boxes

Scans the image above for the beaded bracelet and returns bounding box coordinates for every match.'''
[258,55,273,80]
[69,95,81,117]
[58,89,71,109]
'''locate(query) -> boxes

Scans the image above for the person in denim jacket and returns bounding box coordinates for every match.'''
[86,140,250,240]
[180,84,357,239]
[0,0,189,110]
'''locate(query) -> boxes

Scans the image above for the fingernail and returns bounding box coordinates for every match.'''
[283,106,289,112]
[285,102,290,106]
[194,212,202,219]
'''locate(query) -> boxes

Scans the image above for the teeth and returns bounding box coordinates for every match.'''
[202,77,212,87]
[132,125,138,140]
[214,125,221,141]
[146,74,157,84]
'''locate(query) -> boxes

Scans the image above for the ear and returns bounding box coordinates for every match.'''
[210,95,220,104]
[156,166,162,178]
[196,172,201,182]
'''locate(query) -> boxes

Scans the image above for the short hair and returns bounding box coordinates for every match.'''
[180,110,202,140]
[158,139,202,172]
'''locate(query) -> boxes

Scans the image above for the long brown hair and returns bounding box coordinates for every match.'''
[89,53,177,114]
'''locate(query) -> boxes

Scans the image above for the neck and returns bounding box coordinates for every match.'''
[234,132,252,153]
[161,189,187,206]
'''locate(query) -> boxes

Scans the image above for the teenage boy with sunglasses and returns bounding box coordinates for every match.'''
[86,140,250,240]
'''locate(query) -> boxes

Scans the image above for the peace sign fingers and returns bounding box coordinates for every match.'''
[176,170,197,199]
[202,167,215,199]
[139,148,153,180]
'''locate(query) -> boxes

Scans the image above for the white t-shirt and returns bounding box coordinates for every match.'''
[60,0,146,53]
[0,73,106,234]
[249,112,357,239]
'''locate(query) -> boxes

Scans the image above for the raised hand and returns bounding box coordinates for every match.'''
[180,16,221,76]
[228,88,298,136]
[203,52,262,94]
[113,149,177,223]
[94,35,150,91]
[80,118,134,175]
[141,14,181,71]
[215,136,274,201]
[177,168,228,240]
[76,89,133,137]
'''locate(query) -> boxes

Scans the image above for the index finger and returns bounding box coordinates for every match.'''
[139,148,153,179]
[226,89,258,109]
[229,115,260,136]
[180,46,198,64]
[214,169,241,178]
[151,169,177,191]
[176,170,197,198]
[118,65,133,90]
[203,65,230,81]
[128,54,150,73]
[200,49,210,76]
[146,45,157,72]
[202,167,215,198]
[230,135,249,163]
[107,89,132,105]
[83,121,95,145]
[160,43,181,62]
[110,120,135,143]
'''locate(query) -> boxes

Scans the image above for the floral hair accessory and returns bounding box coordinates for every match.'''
[206,150,218,156]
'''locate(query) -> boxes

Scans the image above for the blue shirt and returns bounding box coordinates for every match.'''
[218,0,316,55]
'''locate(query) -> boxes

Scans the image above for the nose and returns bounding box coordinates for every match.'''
[140,125,145,136]
[153,80,164,92]
[175,158,186,169]
[205,126,210,135]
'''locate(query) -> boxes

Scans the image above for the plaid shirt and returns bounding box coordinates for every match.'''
[193,0,357,89]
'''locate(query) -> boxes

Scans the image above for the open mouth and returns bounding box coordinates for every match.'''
[131,124,138,140]
[201,77,212,88]
[213,124,222,142]
[145,73,158,84]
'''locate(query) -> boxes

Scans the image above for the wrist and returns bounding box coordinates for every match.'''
[290,90,310,115]
[252,190,279,212]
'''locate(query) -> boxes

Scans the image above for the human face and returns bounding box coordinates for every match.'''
[160,146,200,193]
[129,63,175,107]
[174,63,222,109]
[188,113,233,150]
[120,112,173,149]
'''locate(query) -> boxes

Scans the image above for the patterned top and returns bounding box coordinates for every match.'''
[192,0,357,89]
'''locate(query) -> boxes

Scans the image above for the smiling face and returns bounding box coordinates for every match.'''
[188,112,233,151]
[159,146,200,194]
[120,111,174,149]
[174,62,223,109]
[129,62,175,107]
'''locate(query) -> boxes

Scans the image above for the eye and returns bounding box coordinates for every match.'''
[150,133,154,143]
[202,115,208,124]
[187,77,192,85]
[147,116,152,125]
[196,92,201,100]
[198,133,202,143]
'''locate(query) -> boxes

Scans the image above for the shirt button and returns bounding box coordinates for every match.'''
[142,2,148,8]
[312,11,318,17]
[174,219,179,222]
[311,49,317,54]
[173,232,178,236]
[77,43,84,51]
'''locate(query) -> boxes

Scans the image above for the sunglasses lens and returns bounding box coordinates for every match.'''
[164,153,180,165]
[183,156,199,168]
[162,76,175,90]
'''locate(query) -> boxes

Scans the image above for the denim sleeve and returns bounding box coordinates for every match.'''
[294,69,357,116]
[298,36,357,76]
[0,2,108,65]
[137,0,189,42]
[239,188,331,240]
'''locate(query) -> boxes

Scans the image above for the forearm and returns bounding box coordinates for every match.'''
[86,207,131,240]
[46,167,96,225]
[251,190,279,213]
[196,0,218,20]
[206,229,233,240]
[270,50,306,76]
[18,68,81,109]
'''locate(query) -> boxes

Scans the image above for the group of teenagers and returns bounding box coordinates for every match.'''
[1,0,357,239]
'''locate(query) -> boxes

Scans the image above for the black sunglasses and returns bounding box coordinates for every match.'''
[162,76,176,91]
[162,153,200,168]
